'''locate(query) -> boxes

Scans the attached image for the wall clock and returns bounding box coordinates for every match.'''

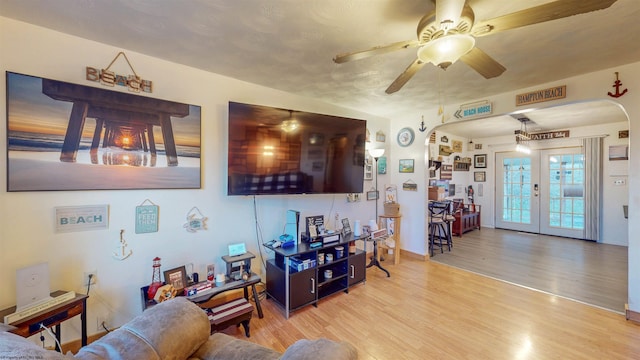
[397,127,415,147]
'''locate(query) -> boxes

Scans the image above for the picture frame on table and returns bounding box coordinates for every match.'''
[164,266,188,294]
[474,154,487,168]
[341,218,352,235]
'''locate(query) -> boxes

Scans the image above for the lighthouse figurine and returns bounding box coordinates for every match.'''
[147,257,163,300]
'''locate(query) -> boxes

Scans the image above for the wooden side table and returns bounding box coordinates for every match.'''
[0,291,88,352]
[378,214,401,265]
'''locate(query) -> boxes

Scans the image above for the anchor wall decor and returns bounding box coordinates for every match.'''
[113,229,133,260]
[608,72,628,98]
[419,115,427,132]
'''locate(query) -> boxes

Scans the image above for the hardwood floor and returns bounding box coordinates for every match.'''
[430,227,628,313]
[225,250,640,360]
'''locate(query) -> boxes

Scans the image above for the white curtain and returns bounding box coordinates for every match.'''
[583,137,603,241]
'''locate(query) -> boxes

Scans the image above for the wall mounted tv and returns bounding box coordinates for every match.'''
[228,101,367,196]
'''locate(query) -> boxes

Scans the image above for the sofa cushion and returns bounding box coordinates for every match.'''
[191,333,280,360]
[280,338,358,360]
[0,331,74,360]
[76,297,210,360]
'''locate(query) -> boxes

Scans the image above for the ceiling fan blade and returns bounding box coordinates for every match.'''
[472,0,618,37]
[459,47,506,79]
[333,39,420,64]
[385,58,426,94]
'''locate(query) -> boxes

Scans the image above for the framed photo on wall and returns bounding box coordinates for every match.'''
[6,72,202,191]
[474,171,486,182]
[474,154,487,168]
[399,159,414,173]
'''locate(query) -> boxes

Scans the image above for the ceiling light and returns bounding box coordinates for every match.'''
[417,34,475,69]
[281,110,299,133]
[515,119,532,154]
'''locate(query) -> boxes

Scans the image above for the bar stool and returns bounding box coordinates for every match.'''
[428,201,453,256]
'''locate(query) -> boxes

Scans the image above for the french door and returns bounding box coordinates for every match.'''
[496,148,585,239]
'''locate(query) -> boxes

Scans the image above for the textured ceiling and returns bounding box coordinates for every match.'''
[1,0,637,137]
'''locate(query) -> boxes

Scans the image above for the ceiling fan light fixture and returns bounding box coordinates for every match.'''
[417,34,475,69]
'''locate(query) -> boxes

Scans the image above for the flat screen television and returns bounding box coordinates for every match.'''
[228,101,367,196]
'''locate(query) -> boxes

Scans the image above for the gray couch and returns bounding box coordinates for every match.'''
[0,297,357,359]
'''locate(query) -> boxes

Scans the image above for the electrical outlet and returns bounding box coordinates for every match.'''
[83,270,97,286]
[96,315,108,332]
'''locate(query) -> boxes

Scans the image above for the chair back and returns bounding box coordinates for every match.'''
[429,201,450,221]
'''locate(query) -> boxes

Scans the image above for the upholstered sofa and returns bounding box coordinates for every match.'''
[0,297,357,359]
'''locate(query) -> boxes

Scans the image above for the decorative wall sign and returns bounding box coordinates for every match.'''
[440,136,449,143]
[529,130,569,140]
[377,156,387,174]
[55,205,109,233]
[376,131,386,142]
[619,130,629,139]
[367,190,379,200]
[6,72,201,191]
[439,145,454,156]
[184,207,208,233]
[385,184,398,203]
[452,140,463,152]
[440,164,452,180]
[86,51,152,93]
[475,143,483,150]
[429,132,436,144]
[136,199,159,234]
[474,171,486,182]
[453,101,493,119]
[516,85,566,106]
[402,180,417,191]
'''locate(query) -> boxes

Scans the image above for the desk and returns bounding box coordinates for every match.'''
[141,273,263,319]
[0,291,88,352]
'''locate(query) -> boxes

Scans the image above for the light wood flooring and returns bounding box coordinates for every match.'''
[430,227,628,313]
[224,247,639,359]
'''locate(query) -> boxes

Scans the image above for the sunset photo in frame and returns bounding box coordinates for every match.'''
[6,72,201,191]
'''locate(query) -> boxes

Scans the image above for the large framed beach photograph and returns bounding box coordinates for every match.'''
[6,72,201,191]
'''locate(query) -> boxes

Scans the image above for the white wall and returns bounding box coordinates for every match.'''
[0,17,390,345]
[389,62,640,312]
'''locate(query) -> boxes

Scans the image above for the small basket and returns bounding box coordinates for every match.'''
[384,202,400,216]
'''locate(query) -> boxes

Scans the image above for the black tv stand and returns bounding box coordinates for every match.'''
[264,233,366,318]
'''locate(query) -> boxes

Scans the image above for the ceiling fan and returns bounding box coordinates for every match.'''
[333,0,618,94]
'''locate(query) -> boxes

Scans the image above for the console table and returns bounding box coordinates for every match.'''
[141,274,264,319]
[452,204,481,236]
[0,291,88,352]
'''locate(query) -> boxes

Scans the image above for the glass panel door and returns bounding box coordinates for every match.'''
[540,148,585,238]
[495,152,540,233]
